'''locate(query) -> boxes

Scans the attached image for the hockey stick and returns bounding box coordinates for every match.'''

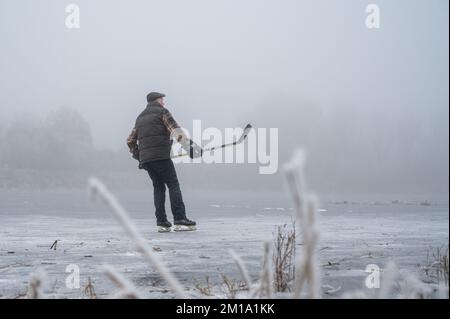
[171,124,253,159]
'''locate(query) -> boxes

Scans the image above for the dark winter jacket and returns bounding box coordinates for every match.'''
[127,102,180,165]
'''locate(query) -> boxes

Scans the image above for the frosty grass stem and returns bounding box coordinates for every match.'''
[102,265,144,299]
[88,177,187,299]
[284,150,320,299]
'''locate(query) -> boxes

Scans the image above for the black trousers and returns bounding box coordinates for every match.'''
[142,159,186,223]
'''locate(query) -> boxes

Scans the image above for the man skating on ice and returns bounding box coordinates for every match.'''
[127,92,196,232]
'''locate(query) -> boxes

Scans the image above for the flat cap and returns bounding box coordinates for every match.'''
[147,92,166,103]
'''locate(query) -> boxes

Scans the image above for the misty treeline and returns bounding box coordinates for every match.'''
[0,98,447,196]
[0,107,129,188]
[237,96,449,195]
[0,107,93,170]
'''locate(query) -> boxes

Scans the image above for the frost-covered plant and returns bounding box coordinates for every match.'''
[83,277,97,299]
[194,277,214,297]
[88,178,187,298]
[26,269,47,299]
[259,241,274,298]
[272,224,296,292]
[229,249,253,291]
[102,265,143,299]
[342,262,449,299]
[423,246,449,286]
[284,150,320,299]
[437,248,449,286]
[220,274,244,299]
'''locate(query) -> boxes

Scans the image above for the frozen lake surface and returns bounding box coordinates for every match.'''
[0,189,448,298]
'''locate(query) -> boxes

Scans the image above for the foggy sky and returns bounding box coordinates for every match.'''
[0,0,448,196]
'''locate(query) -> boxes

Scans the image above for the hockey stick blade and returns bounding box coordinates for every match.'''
[237,124,252,144]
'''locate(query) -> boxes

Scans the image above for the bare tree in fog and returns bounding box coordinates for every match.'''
[1,107,93,170]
